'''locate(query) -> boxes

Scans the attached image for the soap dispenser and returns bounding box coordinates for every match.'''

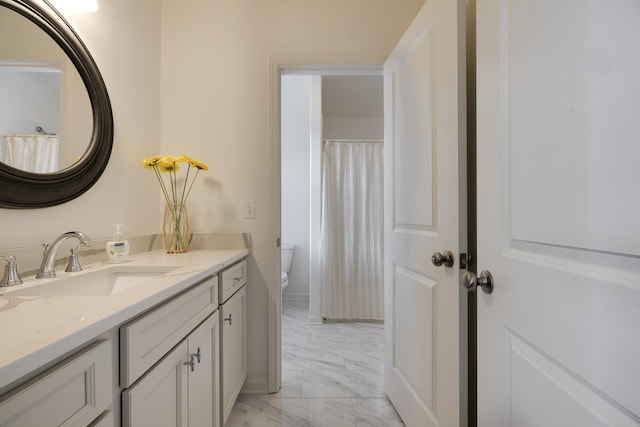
[106,224,130,264]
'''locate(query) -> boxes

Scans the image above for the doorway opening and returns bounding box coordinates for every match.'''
[271,66,400,420]
[281,73,384,323]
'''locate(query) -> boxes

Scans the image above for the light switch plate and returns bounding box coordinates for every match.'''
[243,200,256,219]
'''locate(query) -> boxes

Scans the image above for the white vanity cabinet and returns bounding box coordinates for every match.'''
[219,260,247,426]
[122,313,220,427]
[0,248,250,427]
[0,340,112,427]
[121,275,221,427]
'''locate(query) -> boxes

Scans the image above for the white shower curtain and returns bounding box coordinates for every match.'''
[1,134,59,173]
[320,140,384,320]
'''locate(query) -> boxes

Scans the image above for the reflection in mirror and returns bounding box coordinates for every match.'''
[0,0,112,208]
[0,5,91,173]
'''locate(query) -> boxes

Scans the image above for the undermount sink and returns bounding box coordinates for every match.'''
[3,265,179,297]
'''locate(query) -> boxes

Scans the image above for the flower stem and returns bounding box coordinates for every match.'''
[180,165,191,206]
[153,165,172,205]
[183,168,200,204]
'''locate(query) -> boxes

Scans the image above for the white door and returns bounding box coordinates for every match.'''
[476,0,640,425]
[383,0,467,426]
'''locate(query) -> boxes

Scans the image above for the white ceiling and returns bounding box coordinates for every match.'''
[321,75,383,118]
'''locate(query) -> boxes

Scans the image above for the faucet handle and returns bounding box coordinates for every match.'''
[65,247,83,273]
[0,255,23,287]
[39,242,50,268]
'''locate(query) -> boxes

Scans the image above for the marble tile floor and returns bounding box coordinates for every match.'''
[226,301,405,427]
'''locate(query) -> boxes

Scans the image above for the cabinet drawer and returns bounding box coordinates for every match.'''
[120,276,218,387]
[220,259,247,303]
[0,340,112,427]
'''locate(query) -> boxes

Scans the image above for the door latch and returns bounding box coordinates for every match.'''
[460,252,474,270]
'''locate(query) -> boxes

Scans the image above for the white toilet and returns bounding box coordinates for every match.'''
[281,244,295,291]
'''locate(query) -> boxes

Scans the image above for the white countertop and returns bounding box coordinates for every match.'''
[0,248,248,392]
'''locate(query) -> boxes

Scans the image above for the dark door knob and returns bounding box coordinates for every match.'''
[431,250,454,268]
[462,270,494,294]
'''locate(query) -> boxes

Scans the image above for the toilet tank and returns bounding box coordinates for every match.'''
[281,244,295,273]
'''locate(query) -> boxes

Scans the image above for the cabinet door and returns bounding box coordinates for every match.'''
[122,341,189,427]
[187,313,221,427]
[220,286,247,425]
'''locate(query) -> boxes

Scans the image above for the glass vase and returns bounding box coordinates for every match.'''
[163,203,189,253]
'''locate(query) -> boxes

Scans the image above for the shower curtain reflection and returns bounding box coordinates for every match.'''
[1,134,59,173]
[320,140,384,320]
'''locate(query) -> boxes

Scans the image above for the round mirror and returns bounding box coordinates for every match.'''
[0,0,113,208]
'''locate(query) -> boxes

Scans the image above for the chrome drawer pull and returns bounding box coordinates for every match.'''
[184,354,196,372]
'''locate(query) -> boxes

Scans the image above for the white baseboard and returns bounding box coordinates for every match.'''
[308,314,324,325]
[282,292,309,302]
[240,377,269,395]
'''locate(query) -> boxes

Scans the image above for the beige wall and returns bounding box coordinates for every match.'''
[0,0,162,248]
[0,0,423,393]
[322,75,384,140]
[161,0,424,391]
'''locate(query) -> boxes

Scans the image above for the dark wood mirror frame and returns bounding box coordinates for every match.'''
[0,0,113,208]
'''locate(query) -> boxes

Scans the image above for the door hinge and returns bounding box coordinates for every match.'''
[460,252,474,270]
[276,237,281,248]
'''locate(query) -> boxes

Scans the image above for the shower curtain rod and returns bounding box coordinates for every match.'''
[3,134,58,139]
[322,139,383,143]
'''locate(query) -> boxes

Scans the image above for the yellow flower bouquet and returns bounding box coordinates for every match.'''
[142,154,209,253]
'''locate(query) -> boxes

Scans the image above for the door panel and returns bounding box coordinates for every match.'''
[384,0,466,426]
[393,267,436,408]
[505,0,640,256]
[393,29,435,229]
[477,0,640,425]
[506,332,637,427]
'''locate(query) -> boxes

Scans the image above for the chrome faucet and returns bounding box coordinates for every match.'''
[36,231,92,279]
[0,256,23,287]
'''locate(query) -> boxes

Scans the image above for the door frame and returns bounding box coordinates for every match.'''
[466,0,477,425]
[267,57,385,393]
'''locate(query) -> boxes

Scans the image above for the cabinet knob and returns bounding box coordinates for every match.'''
[224,314,232,325]
[193,347,201,364]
